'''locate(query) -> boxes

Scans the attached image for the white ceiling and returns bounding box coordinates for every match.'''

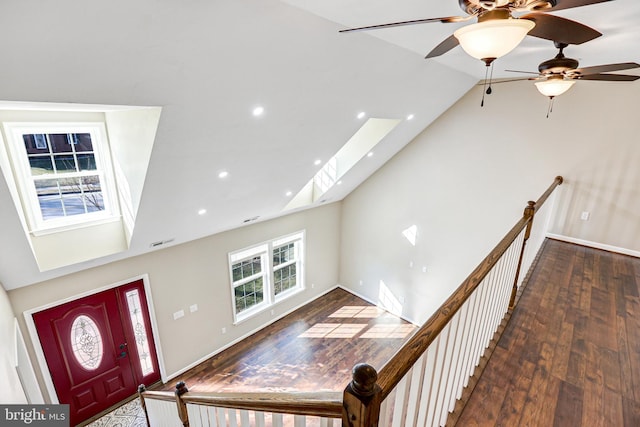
[0,0,637,290]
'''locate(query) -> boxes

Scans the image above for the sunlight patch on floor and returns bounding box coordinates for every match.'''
[298,323,367,338]
[328,305,385,318]
[360,324,415,339]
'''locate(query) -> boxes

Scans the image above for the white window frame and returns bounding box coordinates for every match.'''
[228,230,305,324]
[3,122,119,234]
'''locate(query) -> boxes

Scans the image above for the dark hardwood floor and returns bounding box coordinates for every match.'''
[154,287,416,393]
[456,239,640,426]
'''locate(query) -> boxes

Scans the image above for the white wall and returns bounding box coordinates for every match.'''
[0,283,27,403]
[339,79,640,324]
[9,202,341,398]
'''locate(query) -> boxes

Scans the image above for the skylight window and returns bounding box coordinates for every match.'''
[284,118,401,211]
[313,157,337,193]
[4,123,118,233]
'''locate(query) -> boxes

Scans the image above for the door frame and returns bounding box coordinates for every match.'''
[24,273,166,404]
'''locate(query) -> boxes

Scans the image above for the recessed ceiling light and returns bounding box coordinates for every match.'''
[357,112,366,119]
[218,170,229,179]
[314,159,322,166]
[285,191,292,197]
[198,209,207,215]
[367,151,374,157]
[407,114,415,120]
[337,180,342,185]
[252,106,264,116]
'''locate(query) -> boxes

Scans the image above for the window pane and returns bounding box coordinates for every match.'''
[35,178,61,197]
[77,153,97,171]
[232,264,242,281]
[274,264,297,296]
[81,176,104,211]
[28,156,54,175]
[62,194,88,216]
[241,261,253,278]
[23,134,50,154]
[72,133,94,152]
[234,277,264,314]
[235,256,262,280]
[252,257,261,274]
[54,155,77,173]
[38,194,64,220]
[49,133,73,153]
[273,243,295,266]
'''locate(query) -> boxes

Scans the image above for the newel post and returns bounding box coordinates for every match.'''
[342,363,382,427]
[175,381,190,427]
[138,384,150,427]
[509,200,536,309]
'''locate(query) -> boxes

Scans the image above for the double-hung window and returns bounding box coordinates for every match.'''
[3,123,118,233]
[229,231,305,323]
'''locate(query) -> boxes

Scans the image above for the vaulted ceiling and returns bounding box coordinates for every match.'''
[0,0,637,290]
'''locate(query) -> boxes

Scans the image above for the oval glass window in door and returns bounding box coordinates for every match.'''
[70,315,103,370]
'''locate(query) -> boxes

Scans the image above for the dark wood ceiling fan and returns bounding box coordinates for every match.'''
[508,42,640,83]
[339,0,611,61]
[501,41,639,115]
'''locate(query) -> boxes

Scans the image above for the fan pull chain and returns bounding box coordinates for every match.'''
[486,62,494,95]
[481,64,490,107]
[480,61,495,107]
[546,96,555,118]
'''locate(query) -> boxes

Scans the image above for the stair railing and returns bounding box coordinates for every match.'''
[138,382,343,426]
[139,176,563,427]
[343,176,563,427]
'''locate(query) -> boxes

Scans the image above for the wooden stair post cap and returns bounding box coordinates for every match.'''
[351,363,378,397]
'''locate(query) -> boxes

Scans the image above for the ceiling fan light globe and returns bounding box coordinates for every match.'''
[453,19,535,61]
[534,77,576,97]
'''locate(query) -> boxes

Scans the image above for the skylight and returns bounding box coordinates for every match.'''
[284,118,401,211]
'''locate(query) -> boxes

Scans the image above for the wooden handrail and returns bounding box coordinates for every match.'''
[534,176,563,212]
[376,176,563,398]
[141,390,179,403]
[184,391,342,417]
[142,389,343,418]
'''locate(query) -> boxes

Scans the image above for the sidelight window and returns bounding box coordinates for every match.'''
[124,289,155,376]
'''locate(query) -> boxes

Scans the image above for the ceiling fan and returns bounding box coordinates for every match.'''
[508,41,640,98]
[339,0,610,65]
[501,41,639,115]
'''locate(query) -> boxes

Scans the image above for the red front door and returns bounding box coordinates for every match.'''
[33,279,160,425]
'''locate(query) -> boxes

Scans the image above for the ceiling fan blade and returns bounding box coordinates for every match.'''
[550,0,614,12]
[576,74,640,81]
[339,15,470,33]
[574,62,640,75]
[505,69,540,75]
[476,77,535,85]
[521,13,601,45]
[425,34,460,59]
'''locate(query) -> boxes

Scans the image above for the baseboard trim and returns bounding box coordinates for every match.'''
[546,233,640,258]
